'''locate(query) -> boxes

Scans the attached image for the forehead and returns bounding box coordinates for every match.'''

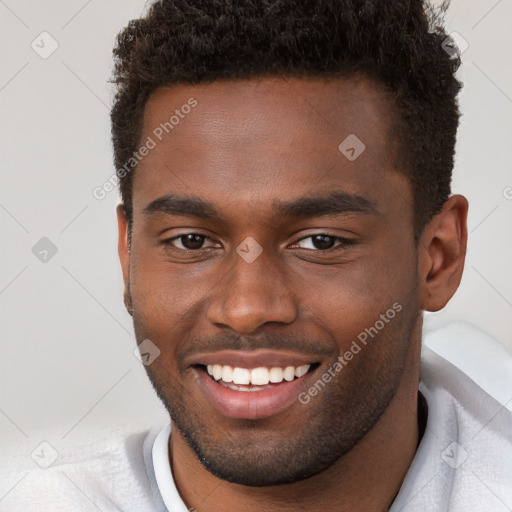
[133,76,406,217]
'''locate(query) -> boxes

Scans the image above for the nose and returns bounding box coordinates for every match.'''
[206,250,297,334]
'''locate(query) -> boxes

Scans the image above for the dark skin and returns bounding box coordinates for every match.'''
[117,76,468,512]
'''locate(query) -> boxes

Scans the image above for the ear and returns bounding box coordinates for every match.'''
[116,203,133,315]
[418,195,469,312]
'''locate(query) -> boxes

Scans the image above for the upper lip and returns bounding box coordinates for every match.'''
[188,350,320,369]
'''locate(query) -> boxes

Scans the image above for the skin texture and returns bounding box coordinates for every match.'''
[117,76,468,512]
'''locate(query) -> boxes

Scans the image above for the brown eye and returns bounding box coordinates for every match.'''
[178,234,206,250]
[310,235,336,250]
[293,234,356,251]
[162,233,221,251]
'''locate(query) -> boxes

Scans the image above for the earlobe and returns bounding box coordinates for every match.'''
[116,204,133,316]
[418,195,468,312]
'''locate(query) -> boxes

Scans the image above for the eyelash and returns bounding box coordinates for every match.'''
[161,233,356,252]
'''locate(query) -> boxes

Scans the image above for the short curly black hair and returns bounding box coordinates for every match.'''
[110,0,462,238]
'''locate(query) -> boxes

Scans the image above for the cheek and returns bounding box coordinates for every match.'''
[297,245,416,347]
[129,256,217,374]
[130,248,197,315]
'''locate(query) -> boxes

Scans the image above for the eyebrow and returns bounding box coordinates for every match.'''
[142,195,217,219]
[275,191,379,218]
[141,191,379,221]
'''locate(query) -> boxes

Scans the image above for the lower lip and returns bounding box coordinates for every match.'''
[194,367,315,420]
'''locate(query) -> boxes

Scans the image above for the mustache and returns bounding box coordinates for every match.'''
[178,331,334,360]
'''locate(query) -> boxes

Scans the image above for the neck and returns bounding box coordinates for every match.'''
[170,329,422,512]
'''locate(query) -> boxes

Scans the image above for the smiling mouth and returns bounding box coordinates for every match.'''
[197,363,320,392]
[191,359,322,419]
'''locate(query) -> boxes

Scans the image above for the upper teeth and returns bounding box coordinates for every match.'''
[206,364,310,386]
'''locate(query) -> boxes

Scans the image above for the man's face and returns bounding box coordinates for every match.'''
[120,77,422,486]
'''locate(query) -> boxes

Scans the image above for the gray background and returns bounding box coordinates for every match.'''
[1,0,511,462]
